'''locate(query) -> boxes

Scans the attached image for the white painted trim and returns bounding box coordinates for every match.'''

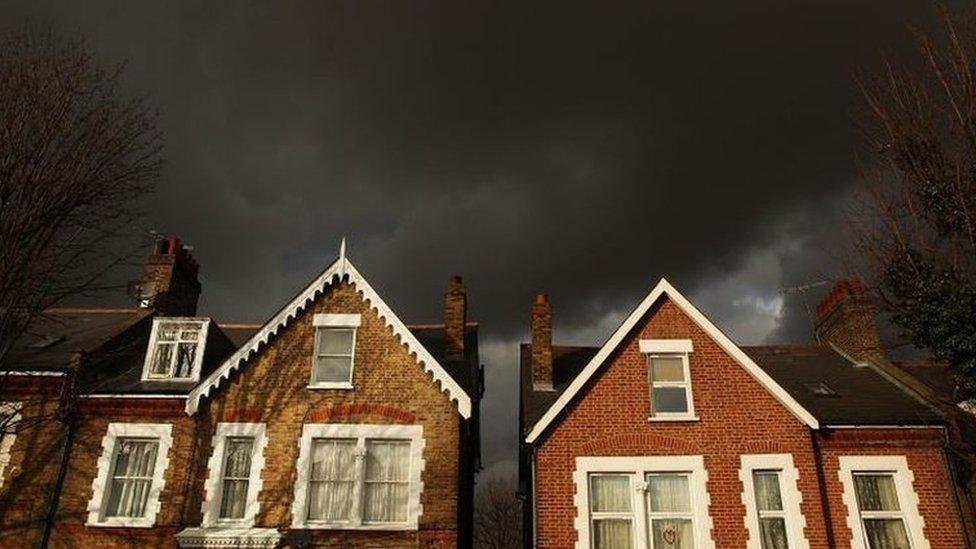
[3,371,65,377]
[86,423,173,528]
[647,351,696,420]
[201,423,268,528]
[310,325,357,388]
[739,454,809,549]
[175,527,282,548]
[838,455,930,549]
[525,279,818,443]
[0,402,21,490]
[572,455,714,549]
[291,423,425,530]
[141,317,211,383]
[640,339,694,354]
[313,313,362,327]
[80,394,187,399]
[186,248,471,418]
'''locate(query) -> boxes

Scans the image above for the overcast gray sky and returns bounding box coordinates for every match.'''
[2,0,958,474]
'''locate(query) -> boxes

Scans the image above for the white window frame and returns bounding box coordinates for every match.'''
[200,423,268,528]
[0,402,21,489]
[740,454,810,549]
[641,339,697,421]
[87,423,173,528]
[309,314,361,390]
[141,317,210,382]
[291,423,425,530]
[838,455,930,549]
[573,455,714,549]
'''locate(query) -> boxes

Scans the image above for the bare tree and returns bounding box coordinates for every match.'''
[851,6,976,396]
[474,473,523,549]
[0,26,161,431]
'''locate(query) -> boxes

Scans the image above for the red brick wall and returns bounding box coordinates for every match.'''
[532,297,966,548]
[816,428,967,548]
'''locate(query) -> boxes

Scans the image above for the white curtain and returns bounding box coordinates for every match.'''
[759,518,789,549]
[863,519,911,549]
[647,474,691,513]
[219,437,254,519]
[363,440,410,522]
[594,519,633,549]
[106,439,158,518]
[855,475,900,511]
[591,476,631,512]
[753,472,783,511]
[308,439,357,521]
[314,329,354,382]
[650,519,695,549]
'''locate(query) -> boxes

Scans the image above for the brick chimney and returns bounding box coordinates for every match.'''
[139,237,201,316]
[444,276,467,357]
[532,293,554,391]
[814,279,882,361]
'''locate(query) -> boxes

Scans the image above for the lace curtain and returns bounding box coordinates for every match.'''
[363,441,410,522]
[855,475,910,549]
[219,437,254,519]
[105,439,158,518]
[308,439,357,521]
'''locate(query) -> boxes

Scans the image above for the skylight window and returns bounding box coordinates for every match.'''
[804,382,837,397]
[142,318,209,382]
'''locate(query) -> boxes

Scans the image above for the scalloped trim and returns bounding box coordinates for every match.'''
[186,254,472,418]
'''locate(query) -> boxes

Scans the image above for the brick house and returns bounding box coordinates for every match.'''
[518,278,969,548]
[0,237,482,548]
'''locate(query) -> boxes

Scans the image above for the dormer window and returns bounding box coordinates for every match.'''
[142,318,209,382]
[310,314,361,389]
[640,339,696,421]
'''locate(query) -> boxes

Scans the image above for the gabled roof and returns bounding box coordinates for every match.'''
[523,279,819,443]
[185,242,473,418]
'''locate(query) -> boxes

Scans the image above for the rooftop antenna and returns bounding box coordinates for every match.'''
[779,280,830,341]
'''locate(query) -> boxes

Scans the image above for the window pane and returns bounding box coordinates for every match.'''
[318,329,354,355]
[593,519,633,549]
[651,356,685,382]
[753,471,784,511]
[105,439,158,518]
[590,475,632,513]
[157,325,178,341]
[174,342,197,377]
[150,343,173,375]
[863,519,911,549]
[653,387,689,414]
[363,440,410,523]
[650,518,695,549]
[647,474,691,513]
[759,517,789,549]
[314,356,353,383]
[855,474,900,512]
[308,439,357,521]
[219,438,254,520]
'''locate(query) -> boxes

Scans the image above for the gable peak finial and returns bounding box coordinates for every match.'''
[339,237,347,262]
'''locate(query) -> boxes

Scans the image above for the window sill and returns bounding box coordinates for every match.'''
[86,518,156,529]
[307,382,354,390]
[176,527,282,548]
[647,416,700,423]
[296,521,419,531]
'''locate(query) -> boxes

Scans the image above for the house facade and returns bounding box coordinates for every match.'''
[519,279,969,548]
[0,237,482,548]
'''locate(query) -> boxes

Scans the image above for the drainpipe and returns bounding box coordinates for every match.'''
[531,451,538,549]
[942,427,974,549]
[810,428,836,548]
[39,355,80,549]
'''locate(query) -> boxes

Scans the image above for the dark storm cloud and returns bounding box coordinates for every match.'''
[2,0,961,469]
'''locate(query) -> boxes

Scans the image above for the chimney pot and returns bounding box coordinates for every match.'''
[140,236,202,316]
[814,278,882,361]
[531,293,554,391]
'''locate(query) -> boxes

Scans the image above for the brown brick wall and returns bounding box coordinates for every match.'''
[532,297,966,548]
[186,281,461,547]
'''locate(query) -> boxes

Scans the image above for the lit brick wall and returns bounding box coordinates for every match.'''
[531,297,966,548]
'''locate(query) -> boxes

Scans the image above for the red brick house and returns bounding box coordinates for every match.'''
[0,237,482,548]
[518,278,969,549]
